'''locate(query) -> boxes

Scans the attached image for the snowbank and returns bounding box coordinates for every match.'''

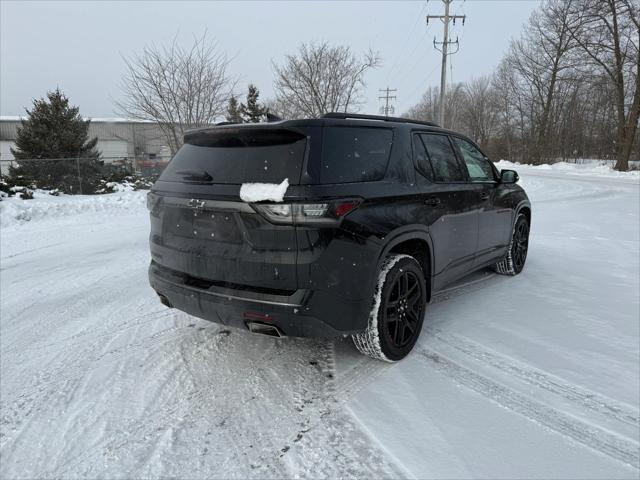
[239,178,289,202]
[0,190,147,228]
[495,160,640,179]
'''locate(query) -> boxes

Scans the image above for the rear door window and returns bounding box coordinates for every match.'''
[412,134,435,182]
[317,127,393,184]
[419,133,466,182]
[159,129,307,184]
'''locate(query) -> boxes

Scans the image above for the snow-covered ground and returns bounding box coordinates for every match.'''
[496,159,640,180]
[1,165,638,479]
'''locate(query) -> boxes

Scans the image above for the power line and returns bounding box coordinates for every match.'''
[396,30,430,83]
[406,63,440,108]
[426,0,466,127]
[384,3,428,85]
[378,87,397,116]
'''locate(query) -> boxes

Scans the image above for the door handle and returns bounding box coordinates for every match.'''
[425,197,441,206]
[479,192,490,201]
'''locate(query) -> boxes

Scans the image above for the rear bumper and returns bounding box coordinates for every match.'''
[148,261,368,338]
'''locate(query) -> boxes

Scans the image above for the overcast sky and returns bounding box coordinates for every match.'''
[1,0,540,119]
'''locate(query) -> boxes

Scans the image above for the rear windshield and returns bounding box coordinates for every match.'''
[315,126,393,184]
[160,129,307,184]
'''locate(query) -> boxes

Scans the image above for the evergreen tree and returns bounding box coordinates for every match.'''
[9,89,102,193]
[225,96,243,123]
[239,84,268,123]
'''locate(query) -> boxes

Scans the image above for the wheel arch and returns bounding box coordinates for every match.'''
[516,202,532,227]
[376,227,434,302]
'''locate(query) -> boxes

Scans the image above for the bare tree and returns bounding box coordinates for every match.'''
[503,0,577,163]
[460,76,500,148]
[405,83,465,131]
[565,0,639,170]
[405,86,440,123]
[272,42,381,118]
[117,33,234,154]
[404,0,638,168]
[263,97,306,120]
[490,60,526,161]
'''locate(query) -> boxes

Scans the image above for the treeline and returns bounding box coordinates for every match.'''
[406,0,639,170]
[118,34,379,155]
[112,1,638,170]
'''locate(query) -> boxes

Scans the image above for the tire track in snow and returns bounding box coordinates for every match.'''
[1,305,173,361]
[44,328,237,478]
[176,332,286,478]
[212,338,404,479]
[416,348,640,469]
[512,174,633,210]
[335,269,638,435]
[429,328,640,428]
[332,353,395,404]
[4,239,404,478]
[1,307,176,372]
[48,333,402,479]
[331,267,639,471]
[0,311,194,455]
[1,308,188,404]
[0,254,149,356]
[0,242,66,262]
[280,339,406,479]
[429,267,640,430]
[330,272,502,405]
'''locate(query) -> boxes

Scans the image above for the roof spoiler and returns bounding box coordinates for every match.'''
[323,112,439,128]
[266,112,283,122]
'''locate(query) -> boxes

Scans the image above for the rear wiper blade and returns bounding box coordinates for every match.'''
[175,169,213,182]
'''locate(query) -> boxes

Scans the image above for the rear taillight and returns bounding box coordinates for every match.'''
[146,192,162,216]
[252,199,360,225]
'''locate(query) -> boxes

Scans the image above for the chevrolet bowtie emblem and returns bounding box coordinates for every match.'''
[188,199,205,212]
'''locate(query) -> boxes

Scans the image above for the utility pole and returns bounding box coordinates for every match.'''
[427,0,465,127]
[378,87,397,116]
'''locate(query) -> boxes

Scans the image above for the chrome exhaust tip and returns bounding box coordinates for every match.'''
[246,321,284,338]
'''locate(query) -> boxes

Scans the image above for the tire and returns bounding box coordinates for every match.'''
[352,254,427,362]
[495,213,530,276]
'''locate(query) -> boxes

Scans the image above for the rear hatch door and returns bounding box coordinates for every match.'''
[150,127,308,292]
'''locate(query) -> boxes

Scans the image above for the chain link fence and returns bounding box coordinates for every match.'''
[2,155,636,198]
[0,156,169,195]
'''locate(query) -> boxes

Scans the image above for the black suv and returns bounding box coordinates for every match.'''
[147,113,530,361]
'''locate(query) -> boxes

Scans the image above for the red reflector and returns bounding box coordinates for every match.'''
[334,201,359,217]
[243,311,272,321]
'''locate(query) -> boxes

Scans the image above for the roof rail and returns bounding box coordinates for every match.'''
[322,112,439,127]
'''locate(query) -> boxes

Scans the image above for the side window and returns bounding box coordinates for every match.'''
[420,134,466,182]
[452,137,495,182]
[412,134,434,181]
[319,127,393,183]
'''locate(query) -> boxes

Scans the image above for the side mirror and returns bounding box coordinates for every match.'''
[500,169,519,184]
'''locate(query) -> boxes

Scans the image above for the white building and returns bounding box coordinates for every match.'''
[0,116,172,173]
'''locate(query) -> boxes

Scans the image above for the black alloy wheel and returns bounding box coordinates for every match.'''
[352,254,427,361]
[495,214,530,276]
[384,270,423,348]
[512,217,529,273]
